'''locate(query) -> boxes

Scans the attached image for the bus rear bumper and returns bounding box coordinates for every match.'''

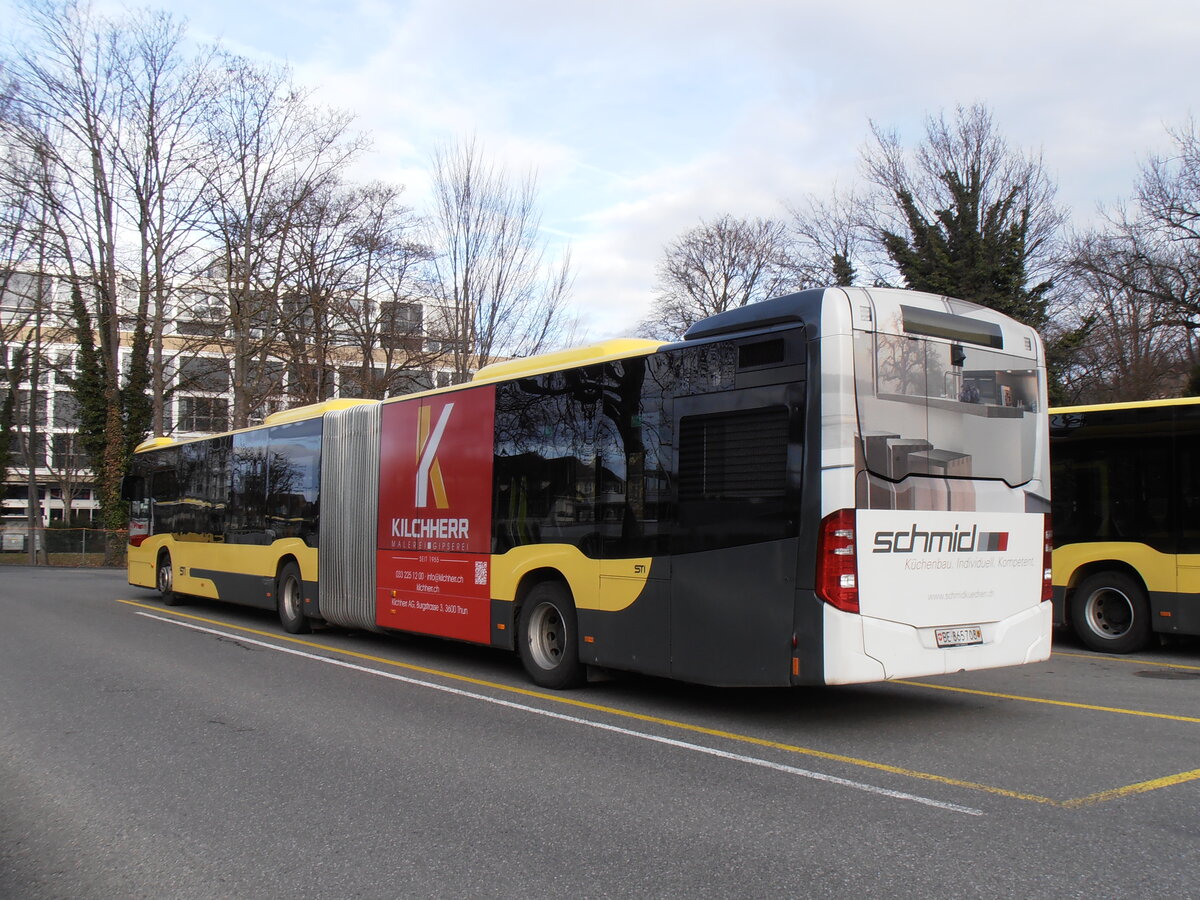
[822,602,1052,685]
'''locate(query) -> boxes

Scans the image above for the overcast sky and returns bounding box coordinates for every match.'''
[5,0,1198,340]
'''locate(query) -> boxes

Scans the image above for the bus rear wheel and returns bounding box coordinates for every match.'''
[1069,571,1151,654]
[157,552,183,606]
[518,582,584,689]
[277,561,311,634]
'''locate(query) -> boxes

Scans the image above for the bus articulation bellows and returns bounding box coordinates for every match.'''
[124,287,1053,688]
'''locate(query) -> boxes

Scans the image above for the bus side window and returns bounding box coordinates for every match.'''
[266,421,321,546]
[493,375,598,554]
[150,465,180,535]
[120,474,145,502]
[1177,432,1200,553]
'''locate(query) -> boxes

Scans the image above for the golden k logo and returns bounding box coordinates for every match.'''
[415,403,453,508]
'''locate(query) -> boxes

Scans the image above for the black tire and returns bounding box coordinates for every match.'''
[156,552,183,606]
[1069,571,1152,653]
[517,581,585,689]
[277,561,311,634]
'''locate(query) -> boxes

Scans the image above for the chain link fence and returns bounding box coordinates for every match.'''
[0,526,127,567]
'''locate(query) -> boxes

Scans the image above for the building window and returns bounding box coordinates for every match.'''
[52,391,81,428]
[51,433,90,470]
[380,301,423,350]
[16,390,47,427]
[177,357,231,393]
[0,271,53,311]
[178,397,229,433]
[174,290,228,337]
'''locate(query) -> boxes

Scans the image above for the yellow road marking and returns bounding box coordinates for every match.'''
[118,598,1196,808]
[1063,768,1200,808]
[1052,650,1200,672]
[892,679,1200,724]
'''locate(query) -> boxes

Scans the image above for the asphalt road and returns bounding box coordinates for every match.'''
[3,567,1199,898]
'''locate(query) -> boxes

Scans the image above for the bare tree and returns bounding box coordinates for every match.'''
[426,137,574,378]
[110,8,217,436]
[335,181,437,398]
[0,96,47,498]
[785,187,864,287]
[199,54,364,427]
[1076,120,1200,329]
[1138,117,1200,248]
[266,179,441,405]
[46,428,90,524]
[277,181,360,404]
[1059,243,1190,402]
[639,213,791,340]
[859,104,1065,324]
[5,0,150,561]
[1069,119,1200,400]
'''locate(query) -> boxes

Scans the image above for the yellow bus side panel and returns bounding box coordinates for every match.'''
[127,534,318,599]
[1052,542,1177,595]
[127,543,156,588]
[489,544,651,612]
[1175,554,1200,595]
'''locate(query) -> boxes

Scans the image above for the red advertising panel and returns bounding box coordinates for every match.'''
[376,387,495,642]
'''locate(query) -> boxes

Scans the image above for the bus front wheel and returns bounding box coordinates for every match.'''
[157,553,183,606]
[277,562,311,635]
[1069,571,1151,654]
[517,582,585,689]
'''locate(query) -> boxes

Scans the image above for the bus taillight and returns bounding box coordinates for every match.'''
[817,508,859,614]
[1042,515,1053,603]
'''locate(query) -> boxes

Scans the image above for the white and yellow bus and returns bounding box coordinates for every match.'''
[124,287,1053,688]
[1051,397,1200,652]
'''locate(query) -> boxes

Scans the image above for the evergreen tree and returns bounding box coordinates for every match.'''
[863,105,1085,401]
[831,252,856,287]
[880,180,1051,330]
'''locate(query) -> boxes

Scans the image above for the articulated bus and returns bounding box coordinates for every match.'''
[1051,397,1200,652]
[124,287,1053,688]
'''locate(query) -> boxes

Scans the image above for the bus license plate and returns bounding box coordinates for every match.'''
[936,626,983,648]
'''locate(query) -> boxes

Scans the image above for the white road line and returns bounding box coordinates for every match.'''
[136,611,984,816]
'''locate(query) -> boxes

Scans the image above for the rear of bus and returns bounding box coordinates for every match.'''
[817,287,1053,684]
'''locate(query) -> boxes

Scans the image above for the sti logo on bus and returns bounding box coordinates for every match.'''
[415,403,453,509]
[872,523,1009,554]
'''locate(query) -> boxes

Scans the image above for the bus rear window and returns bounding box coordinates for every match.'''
[853,329,1041,489]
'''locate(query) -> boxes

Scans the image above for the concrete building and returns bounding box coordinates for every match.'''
[1,268,453,533]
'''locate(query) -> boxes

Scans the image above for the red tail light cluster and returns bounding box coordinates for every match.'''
[130,535,147,547]
[817,508,859,614]
[1042,515,1053,602]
